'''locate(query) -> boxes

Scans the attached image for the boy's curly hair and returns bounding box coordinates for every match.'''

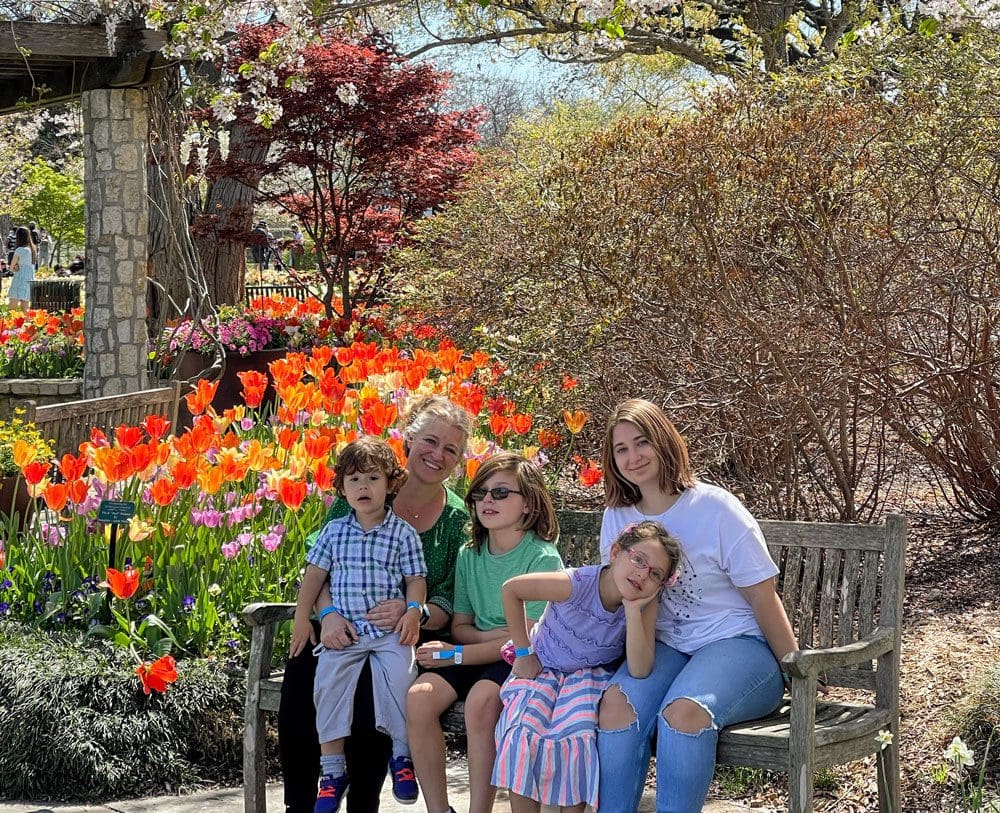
[333,436,407,500]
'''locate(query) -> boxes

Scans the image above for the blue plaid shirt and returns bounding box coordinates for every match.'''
[306,508,427,638]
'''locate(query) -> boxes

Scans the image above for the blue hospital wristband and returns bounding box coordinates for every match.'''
[431,645,464,664]
[317,606,341,621]
[514,645,534,658]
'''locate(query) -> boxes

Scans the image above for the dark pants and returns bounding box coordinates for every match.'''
[278,629,392,813]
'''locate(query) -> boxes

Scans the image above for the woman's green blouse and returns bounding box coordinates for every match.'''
[307,489,469,616]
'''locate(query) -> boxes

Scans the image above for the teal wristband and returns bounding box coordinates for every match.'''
[317,606,340,620]
[406,601,422,611]
[514,645,534,658]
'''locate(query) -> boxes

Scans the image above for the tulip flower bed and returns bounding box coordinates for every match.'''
[0,307,85,379]
[0,338,602,694]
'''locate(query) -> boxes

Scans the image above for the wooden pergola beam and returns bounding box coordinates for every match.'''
[0,21,166,59]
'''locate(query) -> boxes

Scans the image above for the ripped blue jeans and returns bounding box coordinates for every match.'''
[596,636,783,813]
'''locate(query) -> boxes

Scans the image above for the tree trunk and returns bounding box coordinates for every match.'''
[192,117,268,306]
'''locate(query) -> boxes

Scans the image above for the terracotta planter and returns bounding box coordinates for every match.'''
[175,348,287,426]
[0,474,33,531]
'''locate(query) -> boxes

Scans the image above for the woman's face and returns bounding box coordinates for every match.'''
[611,421,660,491]
[406,418,465,486]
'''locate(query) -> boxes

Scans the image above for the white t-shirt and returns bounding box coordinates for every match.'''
[600,481,778,654]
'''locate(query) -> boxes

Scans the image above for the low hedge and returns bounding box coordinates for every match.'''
[0,625,245,801]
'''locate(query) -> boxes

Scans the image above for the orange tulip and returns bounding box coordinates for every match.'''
[238,370,269,409]
[510,414,533,435]
[489,414,510,438]
[184,378,219,416]
[149,478,179,507]
[22,460,50,485]
[42,482,69,512]
[67,478,90,504]
[115,425,144,450]
[142,414,171,440]
[136,654,178,695]
[313,462,335,491]
[197,465,226,495]
[465,457,482,481]
[170,459,197,489]
[106,566,140,600]
[57,453,88,482]
[538,429,562,449]
[562,410,590,435]
[303,431,334,460]
[359,402,398,436]
[578,459,603,488]
[277,477,307,510]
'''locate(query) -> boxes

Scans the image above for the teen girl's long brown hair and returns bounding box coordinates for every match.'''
[601,399,696,508]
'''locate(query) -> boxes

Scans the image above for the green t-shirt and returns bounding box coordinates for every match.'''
[309,489,469,615]
[453,530,564,631]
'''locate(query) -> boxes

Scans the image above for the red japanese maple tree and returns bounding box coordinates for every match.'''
[207,26,482,319]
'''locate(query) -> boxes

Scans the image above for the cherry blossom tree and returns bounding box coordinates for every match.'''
[199,25,481,316]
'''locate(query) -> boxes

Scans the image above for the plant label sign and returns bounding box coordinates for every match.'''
[98,500,136,525]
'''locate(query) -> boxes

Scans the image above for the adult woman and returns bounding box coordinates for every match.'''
[595,399,797,813]
[279,395,471,813]
[8,226,36,310]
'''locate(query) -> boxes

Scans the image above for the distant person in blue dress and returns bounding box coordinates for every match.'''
[8,227,36,310]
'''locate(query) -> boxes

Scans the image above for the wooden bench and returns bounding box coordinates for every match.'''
[25,382,182,457]
[245,284,312,304]
[242,510,905,813]
[30,279,82,312]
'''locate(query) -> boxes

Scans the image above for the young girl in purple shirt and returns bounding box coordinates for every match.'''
[494,521,681,812]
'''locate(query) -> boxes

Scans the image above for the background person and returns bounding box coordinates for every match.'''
[8,226,36,310]
[279,395,472,813]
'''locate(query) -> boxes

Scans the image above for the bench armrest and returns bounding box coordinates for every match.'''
[243,602,296,628]
[781,626,895,679]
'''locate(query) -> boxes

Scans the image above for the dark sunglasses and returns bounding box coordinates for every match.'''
[469,486,523,502]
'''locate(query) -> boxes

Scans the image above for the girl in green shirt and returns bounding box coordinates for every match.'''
[407,453,563,813]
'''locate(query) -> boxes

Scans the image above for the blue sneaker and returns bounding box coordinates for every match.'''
[389,755,418,804]
[314,773,349,813]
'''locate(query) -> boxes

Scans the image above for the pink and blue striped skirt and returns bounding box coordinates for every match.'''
[492,665,614,808]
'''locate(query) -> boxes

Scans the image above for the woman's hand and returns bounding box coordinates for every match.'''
[289,616,317,658]
[320,613,359,650]
[415,640,452,669]
[512,653,542,679]
[366,598,405,631]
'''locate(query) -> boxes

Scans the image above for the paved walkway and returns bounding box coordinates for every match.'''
[0,762,750,813]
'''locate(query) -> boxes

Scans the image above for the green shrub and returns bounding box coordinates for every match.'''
[954,659,1000,782]
[0,625,245,801]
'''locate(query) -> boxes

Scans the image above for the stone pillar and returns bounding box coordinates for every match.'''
[81,88,150,399]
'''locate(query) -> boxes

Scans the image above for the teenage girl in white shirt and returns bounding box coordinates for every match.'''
[594,398,799,813]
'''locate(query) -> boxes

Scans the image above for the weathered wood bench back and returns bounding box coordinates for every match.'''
[242,510,904,813]
[25,382,182,458]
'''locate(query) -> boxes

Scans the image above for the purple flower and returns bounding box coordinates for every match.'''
[221,541,240,559]
[183,595,195,611]
[262,524,285,552]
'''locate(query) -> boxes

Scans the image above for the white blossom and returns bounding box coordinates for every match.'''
[336,82,360,107]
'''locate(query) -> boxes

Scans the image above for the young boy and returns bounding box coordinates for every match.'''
[291,436,427,813]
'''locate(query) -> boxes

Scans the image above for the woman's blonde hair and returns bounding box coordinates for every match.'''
[402,395,472,457]
[601,399,695,508]
[464,452,559,551]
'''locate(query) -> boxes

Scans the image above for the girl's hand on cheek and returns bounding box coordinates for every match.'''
[623,589,661,615]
